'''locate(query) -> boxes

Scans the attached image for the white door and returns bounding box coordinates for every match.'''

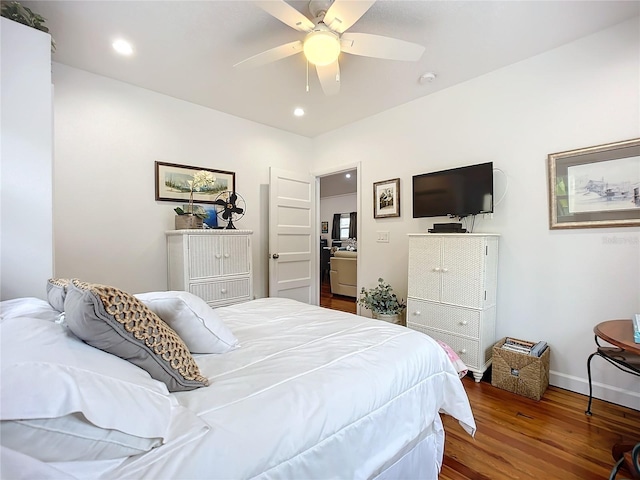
[269,167,317,304]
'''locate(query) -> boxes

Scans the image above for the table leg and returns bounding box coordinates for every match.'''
[585,351,598,416]
[585,342,640,416]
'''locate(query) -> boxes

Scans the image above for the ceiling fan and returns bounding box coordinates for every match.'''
[234,0,425,96]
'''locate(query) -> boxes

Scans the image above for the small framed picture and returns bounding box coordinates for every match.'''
[373,178,400,218]
[321,221,329,234]
[155,161,235,204]
[547,138,640,229]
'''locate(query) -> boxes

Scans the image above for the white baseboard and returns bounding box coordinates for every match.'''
[550,370,640,412]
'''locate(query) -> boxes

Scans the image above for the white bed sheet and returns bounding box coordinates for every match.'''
[97,298,476,480]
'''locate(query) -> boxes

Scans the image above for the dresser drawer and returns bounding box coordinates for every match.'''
[189,278,251,306]
[406,298,480,339]
[408,324,481,369]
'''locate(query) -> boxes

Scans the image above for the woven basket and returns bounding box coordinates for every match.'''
[491,337,550,401]
[175,214,203,230]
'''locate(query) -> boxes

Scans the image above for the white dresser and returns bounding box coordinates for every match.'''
[166,230,253,308]
[407,233,499,382]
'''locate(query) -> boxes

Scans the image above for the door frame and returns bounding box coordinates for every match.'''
[313,161,361,313]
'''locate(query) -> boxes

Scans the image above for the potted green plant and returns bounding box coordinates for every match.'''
[358,278,406,325]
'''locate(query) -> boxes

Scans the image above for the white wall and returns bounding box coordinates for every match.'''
[52,64,313,298]
[320,194,357,243]
[0,18,53,300]
[312,19,640,409]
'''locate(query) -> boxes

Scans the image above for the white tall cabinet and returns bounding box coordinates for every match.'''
[167,230,253,307]
[407,233,499,382]
[1,18,53,300]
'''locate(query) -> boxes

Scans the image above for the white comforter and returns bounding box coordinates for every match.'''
[101,298,476,479]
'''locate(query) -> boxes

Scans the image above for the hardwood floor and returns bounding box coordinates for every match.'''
[319,278,639,479]
[441,375,640,480]
[319,277,356,314]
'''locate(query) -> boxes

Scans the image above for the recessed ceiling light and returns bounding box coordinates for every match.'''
[112,39,133,56]
[419,72,436,84]
[345,173,351,179]
[293,107,305,117]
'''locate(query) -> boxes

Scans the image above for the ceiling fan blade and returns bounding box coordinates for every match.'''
[341,32,425,61]
[234,40,303,69]
[323,0,376,34]
[253,0,314,33]
[316,61,340,96]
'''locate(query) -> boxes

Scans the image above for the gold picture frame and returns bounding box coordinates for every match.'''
[547,138,640,229]
[373,178,400,218]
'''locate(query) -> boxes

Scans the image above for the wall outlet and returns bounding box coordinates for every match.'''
[377,231,389,243]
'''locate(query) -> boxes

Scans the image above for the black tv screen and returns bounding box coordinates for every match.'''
[412,162,494,218]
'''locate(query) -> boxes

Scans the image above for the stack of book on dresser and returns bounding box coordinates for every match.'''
[501,337,548,357]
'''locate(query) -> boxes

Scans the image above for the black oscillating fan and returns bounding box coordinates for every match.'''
[213,191,246,229]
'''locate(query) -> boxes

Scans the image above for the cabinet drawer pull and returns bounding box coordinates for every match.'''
[413,310,421,316]
[460,320,468,326]
[459,348,467,354]
[441,267,448,272]
[433,267,440,272]
[220,288,227,294]
[224,253,230,258]
[215,253,222,259]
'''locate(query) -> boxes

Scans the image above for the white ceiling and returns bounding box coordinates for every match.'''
[320,169,357,197]
[22,1,640,138]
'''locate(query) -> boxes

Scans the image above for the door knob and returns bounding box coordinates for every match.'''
[272,253,279,259]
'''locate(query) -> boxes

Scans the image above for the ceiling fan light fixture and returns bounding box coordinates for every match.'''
[303,30,340,66]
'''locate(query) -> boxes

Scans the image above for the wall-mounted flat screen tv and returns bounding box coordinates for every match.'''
[412,162,494,218]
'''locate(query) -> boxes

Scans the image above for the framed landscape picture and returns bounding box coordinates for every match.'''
[373,178,400,219]
[547,138,640,229]
[155,161,235,204]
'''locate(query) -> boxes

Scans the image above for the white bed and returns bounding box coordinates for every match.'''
[1,293,475,480]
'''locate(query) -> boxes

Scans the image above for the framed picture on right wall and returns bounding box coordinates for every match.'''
[373,178,400,218]
[547,138,640,229]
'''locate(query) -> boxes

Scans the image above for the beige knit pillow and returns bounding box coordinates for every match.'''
[64,280,208,392]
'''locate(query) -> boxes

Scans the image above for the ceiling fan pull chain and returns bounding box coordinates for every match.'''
[306,59,310,92]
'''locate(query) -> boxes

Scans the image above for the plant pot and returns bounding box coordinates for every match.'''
[175,214,203,230]
[372,311,404,326]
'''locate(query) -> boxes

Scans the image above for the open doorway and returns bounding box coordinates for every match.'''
[317,168,359,314]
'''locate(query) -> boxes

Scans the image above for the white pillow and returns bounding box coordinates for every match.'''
[0,309,172,443]
[0,298,210,463]
[135,291,239,354]
[0,413,161,462]
[0,297,61,323]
